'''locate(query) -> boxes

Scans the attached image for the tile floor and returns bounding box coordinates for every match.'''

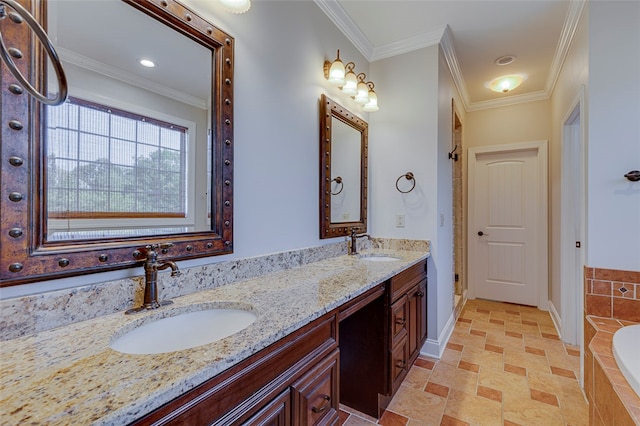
[339,298,589,426]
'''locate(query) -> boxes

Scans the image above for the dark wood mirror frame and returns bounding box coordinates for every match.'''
[0,0,234,286]
[319,94,368,239]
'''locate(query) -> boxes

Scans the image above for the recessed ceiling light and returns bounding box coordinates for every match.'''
[494,55,516,66]
[139,59,155,68]
[485,74,527,93]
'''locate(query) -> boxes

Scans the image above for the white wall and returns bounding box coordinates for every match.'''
[586,1,640,271]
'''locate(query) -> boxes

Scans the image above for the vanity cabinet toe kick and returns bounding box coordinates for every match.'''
[131,259,427,426]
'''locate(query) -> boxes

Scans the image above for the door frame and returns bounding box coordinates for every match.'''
[467,140,549,309]
[560,86,586,347]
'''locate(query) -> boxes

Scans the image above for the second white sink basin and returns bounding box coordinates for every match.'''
[358,254,401,262]
[111,304,257,355]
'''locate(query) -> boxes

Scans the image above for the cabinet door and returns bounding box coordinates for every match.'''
[243,389,291,426]
[390,338,409,394]
[390,295,408,348]
[407,280,427,364]
[291,350,339,426]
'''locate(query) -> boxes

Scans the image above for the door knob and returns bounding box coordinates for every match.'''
[478,231,488,236]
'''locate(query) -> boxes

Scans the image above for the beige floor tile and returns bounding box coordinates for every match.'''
[401,365,432,390]
[546,347,581,374]
[460,345,503,371]
[386,385,446,424]
[478,366,530,399]
[444,388,502,426]
[527,370,585,400]
[503,347,550,373]
[439,347,463,366]
[505,322,541,337]
[429,362,478,395]
[470,320,506,334]
[503,394,565,426]
[449,330,487,350]
[485,332,526,352]
[558,393,589,426]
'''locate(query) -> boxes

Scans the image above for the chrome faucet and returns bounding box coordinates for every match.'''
[349,228,371,255]
[126,244,181,314]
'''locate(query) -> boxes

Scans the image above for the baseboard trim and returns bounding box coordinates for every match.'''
[548,300,562,340]
[419,310,457,359]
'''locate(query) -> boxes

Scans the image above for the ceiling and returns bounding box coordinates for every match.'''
[315,0,586,111]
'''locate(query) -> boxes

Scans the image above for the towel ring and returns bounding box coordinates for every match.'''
[624,170,640,182]
[0,0,68,105]
[331,176,343,195]
[395,172,415,194]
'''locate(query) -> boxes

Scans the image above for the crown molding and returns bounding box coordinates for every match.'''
[371,26,447,62]
[57,48,208,110]
[544,0,587,95]
[465,90,550,112]
[439,25,471,112]
[313,0,374,60]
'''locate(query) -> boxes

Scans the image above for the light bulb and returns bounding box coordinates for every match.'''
[219,0,251,14]
[341,70,357,95]
[354,81,369,104]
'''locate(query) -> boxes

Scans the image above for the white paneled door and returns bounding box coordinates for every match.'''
[468,141,548,307]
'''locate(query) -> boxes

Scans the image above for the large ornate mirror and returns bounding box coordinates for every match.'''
[0,0,235,286]
[319,94,368,238]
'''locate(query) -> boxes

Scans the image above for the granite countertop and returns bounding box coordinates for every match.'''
[0,249,429,425]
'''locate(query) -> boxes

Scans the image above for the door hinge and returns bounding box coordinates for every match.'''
[575,241,581,248]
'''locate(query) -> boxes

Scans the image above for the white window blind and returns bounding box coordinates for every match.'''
[46,97,187,219]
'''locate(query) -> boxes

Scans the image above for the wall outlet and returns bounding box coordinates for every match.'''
[396,213,405,228]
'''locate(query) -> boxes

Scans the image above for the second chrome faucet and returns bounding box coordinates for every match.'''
[126,244,181,315]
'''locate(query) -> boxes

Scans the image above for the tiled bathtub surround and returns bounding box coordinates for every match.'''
[0,238,429,341]
[584,267,640,322]
[584,316,640,425]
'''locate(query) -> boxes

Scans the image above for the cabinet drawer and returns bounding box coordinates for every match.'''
[390,296,408,347]
[390,260,427,302]
[292,350,340,426]
[243,389,291,426]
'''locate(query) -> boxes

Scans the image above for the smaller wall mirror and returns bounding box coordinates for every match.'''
[319,94,368,238]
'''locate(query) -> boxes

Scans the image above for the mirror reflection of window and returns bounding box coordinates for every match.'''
[46,97,191,240]
[330,118,361,223]
[45,0,212,241]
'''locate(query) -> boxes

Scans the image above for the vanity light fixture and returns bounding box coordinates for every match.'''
[324,50,379,111]
[485,74,526,93]
[219,0,251,14]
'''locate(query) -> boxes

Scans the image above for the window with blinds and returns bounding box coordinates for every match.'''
[46,97,187,220]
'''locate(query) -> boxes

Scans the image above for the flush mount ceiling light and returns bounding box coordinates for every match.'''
[485,74,527,93]
[139,59,155,68]
[324,50,379,112]
[219,0,251,14]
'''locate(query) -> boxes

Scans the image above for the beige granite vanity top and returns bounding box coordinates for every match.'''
[0,249,429,425]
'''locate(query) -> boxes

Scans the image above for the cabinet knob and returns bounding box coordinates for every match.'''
[396,318,406,326]
[395,360,406,369]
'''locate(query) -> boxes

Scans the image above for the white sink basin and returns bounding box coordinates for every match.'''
[358,254,401,262]
[111,304,257,355]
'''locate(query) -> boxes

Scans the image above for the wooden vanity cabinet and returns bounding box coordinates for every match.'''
[387,261,427,396]
[131,259,427,425]
[130,314,339,426]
